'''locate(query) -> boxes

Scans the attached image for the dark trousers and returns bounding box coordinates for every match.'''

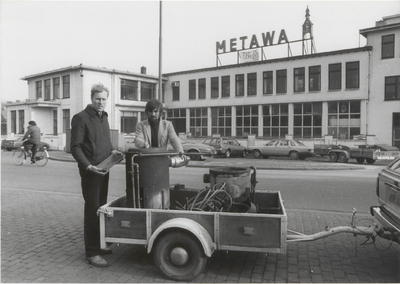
[22,141,37,161]
[79,168,109,257]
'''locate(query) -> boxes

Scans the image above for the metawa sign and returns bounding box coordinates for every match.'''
[216,29,289,54]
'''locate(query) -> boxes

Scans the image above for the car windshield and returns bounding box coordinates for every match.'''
[295,140,306,146]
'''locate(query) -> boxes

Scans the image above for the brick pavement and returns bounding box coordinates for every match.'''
[2,187,399,283]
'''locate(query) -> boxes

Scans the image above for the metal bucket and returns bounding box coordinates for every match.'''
[208,167,251,202]
[126,148,172,209]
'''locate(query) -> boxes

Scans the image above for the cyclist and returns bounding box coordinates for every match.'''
[22,121,41,164]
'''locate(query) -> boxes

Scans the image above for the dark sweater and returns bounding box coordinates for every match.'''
[70,105,116,170]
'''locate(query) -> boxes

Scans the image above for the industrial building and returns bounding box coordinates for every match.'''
[4,12,400,150]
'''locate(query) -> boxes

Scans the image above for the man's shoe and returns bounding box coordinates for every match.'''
[86,255,108,267]
[99,248,112,255]
[31,160,35,164]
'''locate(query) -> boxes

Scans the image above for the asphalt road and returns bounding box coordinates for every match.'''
[1,151,386,214]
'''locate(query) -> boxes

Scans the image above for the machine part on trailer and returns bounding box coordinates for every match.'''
[169,155,190,168]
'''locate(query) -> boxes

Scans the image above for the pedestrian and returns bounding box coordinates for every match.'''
[22,120,41,164]
[134,98,184,153]
[70,83,123,267]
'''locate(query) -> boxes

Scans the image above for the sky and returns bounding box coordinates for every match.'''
[1,0,400,103]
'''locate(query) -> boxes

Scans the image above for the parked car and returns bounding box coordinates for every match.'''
[168,138,216,161]
[1,137,50,151]
[247,139,314,160]
[202,137,246,158]
[371,157,400,242]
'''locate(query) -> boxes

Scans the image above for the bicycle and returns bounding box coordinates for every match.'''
[12,144,49,167]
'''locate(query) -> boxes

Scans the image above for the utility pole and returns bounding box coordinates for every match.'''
[158,1,163,101]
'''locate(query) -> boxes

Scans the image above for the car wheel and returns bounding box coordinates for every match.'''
[241,150,246,158]
[289,151,299,160]
[338,153,348,163]
[187,151,200,161]
[253,150,262,159]
[224,150,231,158]
[356,158,365,164]
[329,152,338,162]
[366,158,376,164]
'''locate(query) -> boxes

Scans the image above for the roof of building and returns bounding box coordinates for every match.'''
[163,46,372,77]
[21,64,165,81]
[360,14,400,36]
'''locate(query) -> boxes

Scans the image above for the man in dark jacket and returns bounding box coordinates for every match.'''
[22,121,41,164]
[71,83,123,267]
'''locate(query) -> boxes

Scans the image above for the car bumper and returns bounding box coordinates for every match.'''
[371,206,400,233]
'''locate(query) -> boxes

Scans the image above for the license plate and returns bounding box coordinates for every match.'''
[389,190,400,207]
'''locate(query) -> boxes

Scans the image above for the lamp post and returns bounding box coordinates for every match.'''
[158,1,162,101]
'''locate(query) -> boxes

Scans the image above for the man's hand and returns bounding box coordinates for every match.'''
[111,149,124,156]
[87,165,108,175]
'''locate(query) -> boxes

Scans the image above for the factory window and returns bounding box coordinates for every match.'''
[62,75,70,98]
[198,78,206,99]
[262,104,288,138]
[211,106,231,136]
[189,79,196,100]
[276,69,287,94]
[236,105,258,137]
[235,74,244,97]
[141,82,156,102]
[36,81,42,99]
[211,77,219,98]
[385,76,400,101]
[190,108,208,137]
[222,75,230,98]
[10,111,16,133]
[329,63,341,90]
[346,61,359,89]
[328,101,360,139]
[63,109,70,133]
[293,102,322,138]
[44,79,51,101]
[172,85,180,101]
[263,71,273,95]
[121,111,137,134]
[294,67,305,92]
[121,79,138,100]
[382,34,395,59]
[167,109,186,134]
[309,66,321,91]
[18,110,24,134]
[247,73,257,96]
[53,77,60,99]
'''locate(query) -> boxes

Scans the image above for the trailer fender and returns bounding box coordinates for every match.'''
[147,218,215,257]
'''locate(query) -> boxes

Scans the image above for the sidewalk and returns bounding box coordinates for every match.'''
[48,150,378,171]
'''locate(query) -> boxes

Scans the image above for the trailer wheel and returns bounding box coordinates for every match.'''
[366,158,376,164]
[154,231,207,281]
[356,158,365,164]
[289,151,299,160]
[329,152,338,162]
[338,153,348,163]
[253,150,262,159]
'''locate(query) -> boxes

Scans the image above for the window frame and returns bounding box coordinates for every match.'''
[211,77,219,98]
[276,69,287,94]
[293,67,305,93]
[247,73,257,96]
[36,81,42,99]
[263,71,273,95]
[345,61,360,89]
[189,79,196,100]
[309,65,321,91]
[198,78,206,99]
[62,75,70,98]
[385,76,400,101]
[221,76,230,98]
[382,34,395,59]
[235,74,244,97]
[121,79,138,101]
[328,63,342,90]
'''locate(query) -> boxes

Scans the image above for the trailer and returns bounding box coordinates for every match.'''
[97,149,396,281]
[314,144,400,164]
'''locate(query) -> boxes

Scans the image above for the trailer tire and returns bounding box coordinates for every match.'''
[329,152,338,162]
[356,158,365,164]
[338,153,348,163]
[366,158,376,164]
[154,231,207,281]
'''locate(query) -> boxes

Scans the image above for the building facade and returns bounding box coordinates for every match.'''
[4,13,400,149]
[163,14,400,148]
[5,65,164,150]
